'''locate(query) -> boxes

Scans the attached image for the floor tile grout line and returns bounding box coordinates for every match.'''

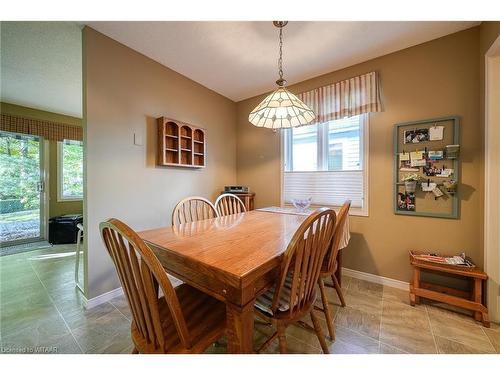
[424,305,439,353]
[332,278,392,353]
[432,332,496,354]
[283,333,324,354]
[427,304,496,352]
[28,256,85,354]
[333,323,390,354]
[378,288,385,353]
[479,325,497,353]
[378,341,410,354]
[109,300,132,323]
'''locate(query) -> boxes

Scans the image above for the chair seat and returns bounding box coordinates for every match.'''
[132,283,226,353]
[255,274,294,316]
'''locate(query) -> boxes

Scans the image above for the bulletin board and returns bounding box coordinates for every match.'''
[393,116,460,219]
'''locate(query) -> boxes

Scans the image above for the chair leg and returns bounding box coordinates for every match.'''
[318,278,335,340]
[277,322,288,354]
[74,229,83,284]
[310,310,329,354]
[331,274,346,307]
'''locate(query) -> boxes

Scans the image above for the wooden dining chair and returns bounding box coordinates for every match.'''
[100,218,226,353]
[254,208,337,354]
[316,200,351,340]
[171,196,218,226]
[215,193,246,216]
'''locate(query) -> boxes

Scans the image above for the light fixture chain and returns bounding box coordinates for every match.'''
[278,26,283,80]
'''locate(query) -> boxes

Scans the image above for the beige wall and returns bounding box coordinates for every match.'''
[83,27,237,298]
[0,102,83,218]
[236,27,482,283]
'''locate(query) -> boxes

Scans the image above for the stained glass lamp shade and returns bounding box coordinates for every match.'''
[248,86,315,129]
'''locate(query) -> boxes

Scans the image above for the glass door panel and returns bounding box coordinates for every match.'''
[0,131,44,246]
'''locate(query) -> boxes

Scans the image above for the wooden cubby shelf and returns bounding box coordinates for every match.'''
[157,117,206,168]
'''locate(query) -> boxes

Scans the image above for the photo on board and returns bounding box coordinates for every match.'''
[404,128,430,144]
[397,192,416,211]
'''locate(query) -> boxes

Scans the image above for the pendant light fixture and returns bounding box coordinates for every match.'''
[248,21,315,129]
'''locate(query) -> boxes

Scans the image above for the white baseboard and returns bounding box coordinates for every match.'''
[342,267,409,291]
[83,287,124,310]
[82,275,180,310]
[82,270,406,309]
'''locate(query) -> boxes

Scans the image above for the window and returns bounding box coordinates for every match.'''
[283,115,368,216]
[57,140,83,201]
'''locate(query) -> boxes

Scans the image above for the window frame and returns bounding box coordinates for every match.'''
[57,140,84,202]
[280,114,369,217]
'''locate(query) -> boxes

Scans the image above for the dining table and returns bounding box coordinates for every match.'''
[138,207,350,353]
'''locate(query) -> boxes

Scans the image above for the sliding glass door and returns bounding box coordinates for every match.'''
[0,131,45,246]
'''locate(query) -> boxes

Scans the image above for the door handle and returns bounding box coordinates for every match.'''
[37,181,45,193]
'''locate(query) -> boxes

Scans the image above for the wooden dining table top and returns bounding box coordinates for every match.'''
[138,210,307,289]
[137,208,343,353]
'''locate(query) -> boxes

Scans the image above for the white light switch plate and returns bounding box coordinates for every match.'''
[134,132,143,146]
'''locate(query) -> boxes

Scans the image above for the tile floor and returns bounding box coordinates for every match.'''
[1,244,499,354]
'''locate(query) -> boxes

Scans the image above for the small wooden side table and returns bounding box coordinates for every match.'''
[221,192,255,211]
[409,251,489,327]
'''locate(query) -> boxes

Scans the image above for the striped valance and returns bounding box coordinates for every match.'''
[0,113,82,141]
[298,71,383,122]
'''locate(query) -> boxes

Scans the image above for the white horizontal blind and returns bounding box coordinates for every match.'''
[283,171,364,208]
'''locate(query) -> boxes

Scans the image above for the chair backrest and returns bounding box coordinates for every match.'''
[100,218,191,352]
[272,208,337,318]
[171,196,218,226]
[215,193,246,216]
[323,200,351,274]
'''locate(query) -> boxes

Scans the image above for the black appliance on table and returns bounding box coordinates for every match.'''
[48,214,83,244]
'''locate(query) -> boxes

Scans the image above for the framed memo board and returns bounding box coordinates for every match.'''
[393,116,460,219]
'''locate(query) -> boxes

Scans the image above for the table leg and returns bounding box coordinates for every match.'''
[226,300,255,353]
[473,278,482,322]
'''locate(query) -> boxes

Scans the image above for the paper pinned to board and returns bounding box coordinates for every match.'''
[428,151,444,160]
[432,187,444,197]
[429,126,444,141]
[410,151,424,160]
[410,150,426,167]
[411,159,426,167]
[421,182,437,192]
[436,168,453,177]
[399,152,410,161]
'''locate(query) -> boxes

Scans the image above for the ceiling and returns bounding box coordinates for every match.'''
[87,21,479,101]
[0,21,83,117]
[0,21,480,117]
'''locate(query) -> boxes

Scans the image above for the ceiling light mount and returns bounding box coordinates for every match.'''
[272,21,288,28]
[248,21,315,129]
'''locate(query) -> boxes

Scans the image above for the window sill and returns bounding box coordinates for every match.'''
[285,203,368,217]
[347,207,369,217]
[57,197,83,203]
[319,206,368,217]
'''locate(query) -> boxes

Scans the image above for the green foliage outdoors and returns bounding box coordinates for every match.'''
[0,198,24,214]
[62,142,83,198]
[0,133,83,213]
[0,134,40,210]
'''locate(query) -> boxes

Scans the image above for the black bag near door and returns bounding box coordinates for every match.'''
[48,214,83,244]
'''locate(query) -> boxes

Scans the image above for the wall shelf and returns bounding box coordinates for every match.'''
[157,117,206,168]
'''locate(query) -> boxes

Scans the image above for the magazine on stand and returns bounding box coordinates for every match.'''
[410,251,475,267]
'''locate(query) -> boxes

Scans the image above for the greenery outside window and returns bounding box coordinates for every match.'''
[57,140,83,201]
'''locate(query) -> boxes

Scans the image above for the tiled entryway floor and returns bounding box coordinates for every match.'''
[1,244,499,354]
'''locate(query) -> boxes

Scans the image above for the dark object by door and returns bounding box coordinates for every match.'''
[49,214,83,244]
